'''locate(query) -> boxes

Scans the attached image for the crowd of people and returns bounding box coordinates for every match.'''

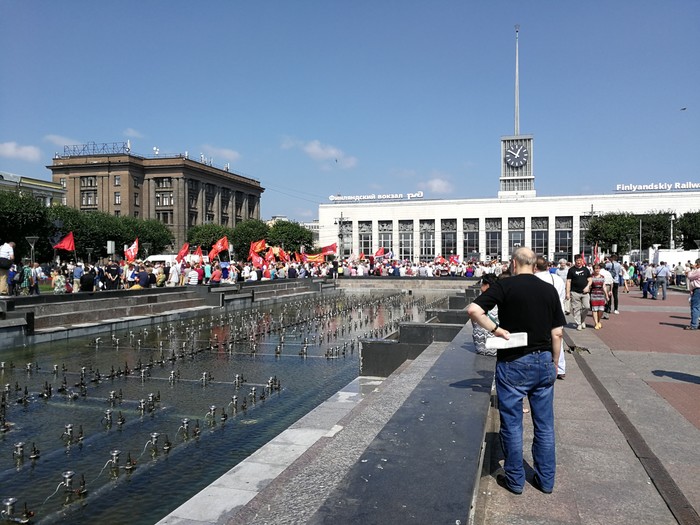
[0,250,558,296]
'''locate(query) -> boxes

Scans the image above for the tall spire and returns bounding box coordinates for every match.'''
[514,24,520,136]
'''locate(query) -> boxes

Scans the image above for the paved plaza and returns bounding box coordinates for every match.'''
[478,285,700,525]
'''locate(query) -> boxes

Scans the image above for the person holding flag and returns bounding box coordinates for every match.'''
[175,242,190,263]
[125,238,139,262]
[208,236,228,262]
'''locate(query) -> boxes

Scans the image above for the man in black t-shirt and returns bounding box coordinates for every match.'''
[104,260,121,290]
[566,255,592,330]
[468,247,565,495]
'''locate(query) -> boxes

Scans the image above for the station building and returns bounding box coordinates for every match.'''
[48,142,264,248]
[317,129,700,264]
[317,183,700,263]
[318,28,699,264]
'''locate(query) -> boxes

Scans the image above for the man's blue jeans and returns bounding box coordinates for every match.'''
[496,350,557,492]
[691,289,700,329]
[656,277,668,300]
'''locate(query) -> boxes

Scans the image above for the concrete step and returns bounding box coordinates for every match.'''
[18,290,199,317]
[32,297,207,330]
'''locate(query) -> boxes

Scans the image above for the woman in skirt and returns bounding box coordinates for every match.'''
[590,263,609,329]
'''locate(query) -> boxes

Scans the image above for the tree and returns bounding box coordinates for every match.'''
[587,210,690,254]
[187,224,236,252]
[638,210,677,250]
[675,211,700,250]
[586,213,639,253]
[230,219,269,260]
[267,221,314,254]
[0,190,50,261]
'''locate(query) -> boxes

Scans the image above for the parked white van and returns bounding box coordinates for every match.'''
[145,254,209,266]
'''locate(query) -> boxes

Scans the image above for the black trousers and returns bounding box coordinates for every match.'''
[605,283,619,312]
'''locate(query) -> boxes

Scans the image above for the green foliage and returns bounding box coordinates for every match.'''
[44,207,173,261]
[230,219,269,259]
[267,221,314,254]
[0,194,174,263]
[674,210,700,250]
[587,209,697,253]
[0,191,52,261]
[586,213,639,253]
[187,224,236,251]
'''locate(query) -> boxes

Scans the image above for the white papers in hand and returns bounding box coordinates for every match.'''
[485,332,528,350]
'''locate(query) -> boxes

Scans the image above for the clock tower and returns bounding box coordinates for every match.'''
[499,25,536,199]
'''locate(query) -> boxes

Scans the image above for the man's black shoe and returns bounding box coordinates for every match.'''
[496,474,522,495]
[532,475,553,494]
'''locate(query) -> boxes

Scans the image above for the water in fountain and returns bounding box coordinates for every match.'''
[0,291,446,524]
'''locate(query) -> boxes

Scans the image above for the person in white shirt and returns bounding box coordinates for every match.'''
[535,257,567,379]
[186,265,199,286]
[0,241,15,296]
[655,261,672,300]
[599,264,615,319]
[167,263,180,286]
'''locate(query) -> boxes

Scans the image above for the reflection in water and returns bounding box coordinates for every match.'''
[0,291,445,524]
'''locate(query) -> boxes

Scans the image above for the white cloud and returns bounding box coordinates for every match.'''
[295,208,314,218]
[201,144,241,163]
[0,141,42,162]
[282,137,357,170]
[418,175,454,194]
[123,128,144,138]
[280,136,300,150]
[44,134,80,147]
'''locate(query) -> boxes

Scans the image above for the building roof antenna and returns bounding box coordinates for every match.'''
[514,24,520,136]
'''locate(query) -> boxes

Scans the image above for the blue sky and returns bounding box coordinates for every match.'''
[1,1,698,222]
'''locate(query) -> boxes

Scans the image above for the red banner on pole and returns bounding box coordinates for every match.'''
[125,238,139,262]
[53,232,75,251]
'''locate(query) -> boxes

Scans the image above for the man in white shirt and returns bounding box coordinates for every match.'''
[655,261,672,300]
[536,257,567,379]
[0,241,16,296]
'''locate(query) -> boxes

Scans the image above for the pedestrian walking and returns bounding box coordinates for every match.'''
[566,255,592,330]
[685,259,700,330]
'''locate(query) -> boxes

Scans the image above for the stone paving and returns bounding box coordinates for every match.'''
[477,285,700,525]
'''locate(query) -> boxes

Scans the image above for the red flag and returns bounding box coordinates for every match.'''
[434,255,446,264]
[359,252,365,260]
[306,253,325,263]
[449,255,460,265]
[251,252,264,269]
[320,243,337,256]
[265,247,276,263]
[124,238,139,262]
[593,242,599,265]
[176,242,190,263]
[295,252,305,263]
[194,245,203,264]
[208,236,229,261]
[279,247,290,262]
[53,232,75,251]
[250,239,267,254]
[374,247,385,257]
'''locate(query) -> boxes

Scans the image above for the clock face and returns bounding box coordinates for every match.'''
[505,143,529,168]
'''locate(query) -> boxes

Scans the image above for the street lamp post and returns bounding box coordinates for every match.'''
[334,213,345,259]
[25,236,39,264]
[670,213,676,249]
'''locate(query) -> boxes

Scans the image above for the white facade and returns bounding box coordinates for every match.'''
[318,191,700,263]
